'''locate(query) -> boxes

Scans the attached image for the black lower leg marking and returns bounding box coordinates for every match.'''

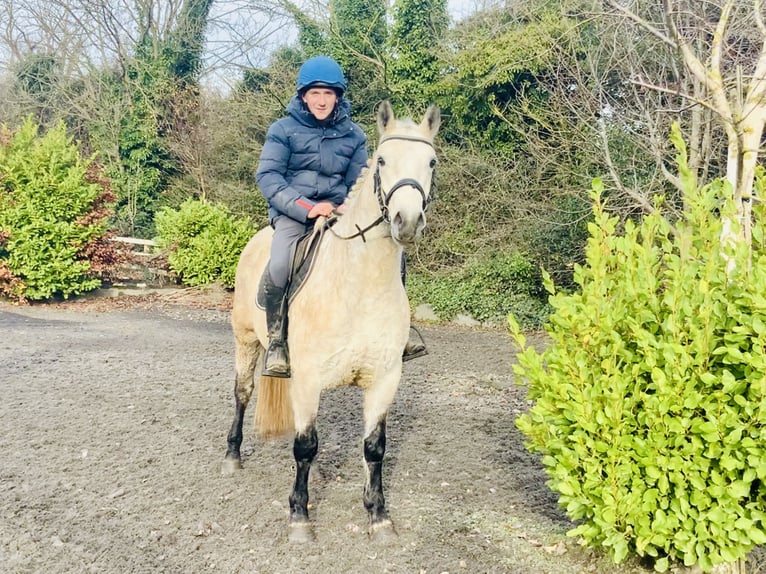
[363,418,388,524]
[289,425,318,522]
[224,394,245,462]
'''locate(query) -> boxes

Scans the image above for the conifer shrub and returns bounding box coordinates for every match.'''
[154,198,255,288]
[509,129,766,572]
[0,118,119,302]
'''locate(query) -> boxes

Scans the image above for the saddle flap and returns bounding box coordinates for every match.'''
[256,225,326,309]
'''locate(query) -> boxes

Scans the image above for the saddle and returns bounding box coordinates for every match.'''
[255,221,329,310]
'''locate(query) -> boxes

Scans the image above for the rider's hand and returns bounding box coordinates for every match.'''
[308,201,335,219]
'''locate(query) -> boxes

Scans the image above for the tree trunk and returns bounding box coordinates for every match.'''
[658,0,766,256]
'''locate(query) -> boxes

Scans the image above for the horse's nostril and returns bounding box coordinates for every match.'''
[394,213,403,227]
[417,213,426,234]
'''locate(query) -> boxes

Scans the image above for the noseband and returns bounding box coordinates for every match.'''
[331,134,435,242]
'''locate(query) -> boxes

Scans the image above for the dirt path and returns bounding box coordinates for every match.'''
[0,292,647,574]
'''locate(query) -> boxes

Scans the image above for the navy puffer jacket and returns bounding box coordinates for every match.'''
[256,95,368,224]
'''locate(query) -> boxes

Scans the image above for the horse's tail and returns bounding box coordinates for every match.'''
[254,375,294,438]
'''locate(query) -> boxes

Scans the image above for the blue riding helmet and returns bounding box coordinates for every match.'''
[296,56,347,95]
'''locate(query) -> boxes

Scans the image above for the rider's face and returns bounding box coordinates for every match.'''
[302,88,338,121]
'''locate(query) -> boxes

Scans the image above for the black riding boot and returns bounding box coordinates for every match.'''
[263,274,290,378]
[401,255,428,362]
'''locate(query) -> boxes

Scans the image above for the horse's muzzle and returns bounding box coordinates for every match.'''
[391,210,426,246]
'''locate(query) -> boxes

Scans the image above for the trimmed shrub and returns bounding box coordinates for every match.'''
[510,135,766,572]
[154,198,256,288]
[0,118,118,301]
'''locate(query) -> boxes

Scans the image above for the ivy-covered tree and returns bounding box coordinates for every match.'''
[104,0,215,237]
[329,0,388,117]
[164,0,214,81]
[12,52,61,127]
[387,0,448,112]
[281,0,327,56]
[435,6,576,150]
[110,53,178,237]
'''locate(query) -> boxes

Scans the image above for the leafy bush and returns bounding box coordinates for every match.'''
[0,118,118,301]
[408,250,550,328]
[510,132,766,572]
[154,198,256,288]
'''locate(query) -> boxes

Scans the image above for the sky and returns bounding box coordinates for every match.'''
[449,0,493,20]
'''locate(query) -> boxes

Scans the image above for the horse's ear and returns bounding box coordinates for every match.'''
[377,100,395,134]
[420,104,441,138]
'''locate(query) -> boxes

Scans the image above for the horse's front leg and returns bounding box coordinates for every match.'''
[288,424,318,543]
[362,370,400,542]
[363,418,397,543]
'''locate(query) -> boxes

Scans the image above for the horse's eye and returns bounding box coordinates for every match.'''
[429,158,437,169]
[377,156,386,166]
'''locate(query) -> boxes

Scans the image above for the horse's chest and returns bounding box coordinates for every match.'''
[290,295,407,372]
[288,255,409,382]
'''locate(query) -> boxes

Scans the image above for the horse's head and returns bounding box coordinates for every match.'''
[374,101,441,247]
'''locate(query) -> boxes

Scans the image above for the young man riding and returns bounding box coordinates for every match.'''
[256,55,427,378]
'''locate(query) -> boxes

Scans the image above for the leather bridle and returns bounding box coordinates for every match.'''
[329,134,436,242]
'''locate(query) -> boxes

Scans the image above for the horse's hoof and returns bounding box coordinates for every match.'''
[221,457,242,475]
[369,519,397,544]
[288,521,316,544]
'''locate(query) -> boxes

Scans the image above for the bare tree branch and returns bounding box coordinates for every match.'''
[596,117,659,215]
[605,0,675,46]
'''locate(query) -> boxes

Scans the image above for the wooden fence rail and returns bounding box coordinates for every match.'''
[111,236,157,256]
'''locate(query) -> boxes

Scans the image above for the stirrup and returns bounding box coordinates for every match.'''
[402,326,428,362]
[263,340,290,378]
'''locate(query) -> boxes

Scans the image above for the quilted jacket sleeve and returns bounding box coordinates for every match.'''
[256,122,315,223]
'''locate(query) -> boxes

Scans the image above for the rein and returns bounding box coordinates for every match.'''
[329,134,435,242]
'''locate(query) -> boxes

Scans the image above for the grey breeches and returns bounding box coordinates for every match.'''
[269,215,314,289]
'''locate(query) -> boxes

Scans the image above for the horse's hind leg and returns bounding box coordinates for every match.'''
[222,330,260,475]
[362,381,399,542]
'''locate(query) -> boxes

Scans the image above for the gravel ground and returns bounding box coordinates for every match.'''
[0,289,677,573]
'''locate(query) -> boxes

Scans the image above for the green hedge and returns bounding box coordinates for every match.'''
[510,134,766,572]
[154,198,256,288]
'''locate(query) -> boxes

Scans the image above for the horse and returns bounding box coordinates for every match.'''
[222,101,441,543]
